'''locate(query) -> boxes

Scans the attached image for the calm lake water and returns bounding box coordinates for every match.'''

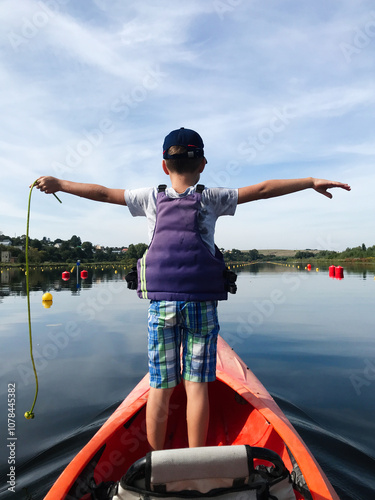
[0,262,374,500]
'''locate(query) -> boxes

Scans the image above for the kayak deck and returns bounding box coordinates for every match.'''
[45,337,338,500]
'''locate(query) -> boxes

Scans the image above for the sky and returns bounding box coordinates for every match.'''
[1,0,374,252]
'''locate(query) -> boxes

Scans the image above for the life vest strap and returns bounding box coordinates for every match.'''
[157,184,205,194]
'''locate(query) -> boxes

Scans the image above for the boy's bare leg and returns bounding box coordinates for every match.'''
[146,386,174,451]
[184,380,209,447]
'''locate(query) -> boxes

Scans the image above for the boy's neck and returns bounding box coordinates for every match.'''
[162,159,206,193]
[168,172,201,194]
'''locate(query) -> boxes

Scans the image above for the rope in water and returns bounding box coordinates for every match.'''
[24,181,61,420]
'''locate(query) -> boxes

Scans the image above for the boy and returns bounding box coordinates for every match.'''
[34,127,351,450]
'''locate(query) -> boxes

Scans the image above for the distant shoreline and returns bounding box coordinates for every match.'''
[1,255,375,269]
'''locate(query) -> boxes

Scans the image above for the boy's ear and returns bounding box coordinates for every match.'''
[198,157,207,173]
[162,160,170,175]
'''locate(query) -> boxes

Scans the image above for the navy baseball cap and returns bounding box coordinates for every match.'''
[163,127,204,159]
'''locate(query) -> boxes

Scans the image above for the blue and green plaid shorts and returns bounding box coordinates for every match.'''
[147,300,220,388]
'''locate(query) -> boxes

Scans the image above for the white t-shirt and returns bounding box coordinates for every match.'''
[125,186,238,255]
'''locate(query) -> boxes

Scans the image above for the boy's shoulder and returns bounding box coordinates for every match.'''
[126,185,238,206]
[200,186,239,203]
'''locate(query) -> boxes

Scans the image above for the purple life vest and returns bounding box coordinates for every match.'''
[136,185,229,301]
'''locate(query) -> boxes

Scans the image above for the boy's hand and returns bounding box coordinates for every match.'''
[31,176,61,194]
[312,178,351,199]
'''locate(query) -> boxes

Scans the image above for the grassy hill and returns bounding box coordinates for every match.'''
[257,249,320,257]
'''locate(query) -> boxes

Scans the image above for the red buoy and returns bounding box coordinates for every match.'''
[62,271,70,281]
[80,270,88,279]
[329,265,336,278]
[335,266,344,280]
[307,264,312,271]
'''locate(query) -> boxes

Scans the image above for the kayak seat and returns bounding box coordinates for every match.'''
[107,444,296,500]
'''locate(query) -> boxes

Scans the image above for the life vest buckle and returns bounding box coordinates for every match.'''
[125,267,138,290]
[224,268,237,294]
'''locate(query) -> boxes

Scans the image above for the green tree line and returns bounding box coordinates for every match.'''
[1,233,374,265]
[0,234,148,267]
[314,243,375,260]
[1,233,265,266]
[295,244,375,260]
[222,248,265,262]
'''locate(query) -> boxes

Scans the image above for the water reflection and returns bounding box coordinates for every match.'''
[0,262,374,499]
[0,264,131,300]
[1,261,374,303]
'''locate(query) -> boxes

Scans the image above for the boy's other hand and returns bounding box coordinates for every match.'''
[312,178,351,199]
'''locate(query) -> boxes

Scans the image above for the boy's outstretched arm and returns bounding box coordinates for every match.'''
[32,176,126,205]
[237,177,351,204]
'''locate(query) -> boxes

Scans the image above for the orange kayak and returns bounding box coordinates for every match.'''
[45,336,339,500]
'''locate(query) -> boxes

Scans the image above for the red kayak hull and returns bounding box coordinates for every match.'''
[45,336,339,500]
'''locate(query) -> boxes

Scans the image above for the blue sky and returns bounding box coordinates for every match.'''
[1,0,374,251]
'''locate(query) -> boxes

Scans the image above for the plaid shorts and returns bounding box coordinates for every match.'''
[147,300,220,389]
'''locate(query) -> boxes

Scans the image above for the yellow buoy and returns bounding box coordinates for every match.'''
[42,292,53,308]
